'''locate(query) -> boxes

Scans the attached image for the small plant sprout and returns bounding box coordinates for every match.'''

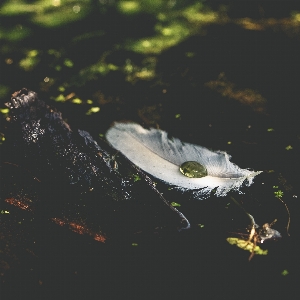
[228,197,282,261]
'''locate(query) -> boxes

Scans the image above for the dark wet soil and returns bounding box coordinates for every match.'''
[1,2,300,298]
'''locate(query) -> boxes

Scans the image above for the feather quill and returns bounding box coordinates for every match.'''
[106,123,262,198]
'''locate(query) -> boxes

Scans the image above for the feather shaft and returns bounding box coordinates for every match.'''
[106,123,262,198]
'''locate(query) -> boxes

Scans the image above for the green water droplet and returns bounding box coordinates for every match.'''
[179,161,207,178]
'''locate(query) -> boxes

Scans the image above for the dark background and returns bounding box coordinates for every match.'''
[1,1,300,298]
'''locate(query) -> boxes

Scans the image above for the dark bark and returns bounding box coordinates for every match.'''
[1,88,189,239]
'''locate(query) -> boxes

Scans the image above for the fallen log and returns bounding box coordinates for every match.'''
[1,88,189,241]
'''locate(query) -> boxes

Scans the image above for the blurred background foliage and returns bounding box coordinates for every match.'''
[0,0,221,98]
[1,0,300,170]
[1,1,300,288]
[1,0,300,102]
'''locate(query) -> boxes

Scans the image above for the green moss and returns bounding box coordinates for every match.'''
[128,21,190,54]
[227,238,268,255]
[274,190,284,198]
[72,98,82,104]
[171,202,181,207]
[0,108,10,114]
[133,174,141,182]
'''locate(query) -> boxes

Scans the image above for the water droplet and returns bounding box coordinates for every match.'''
[179,161,207,178]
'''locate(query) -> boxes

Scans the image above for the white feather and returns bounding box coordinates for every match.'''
[105,123,262,198]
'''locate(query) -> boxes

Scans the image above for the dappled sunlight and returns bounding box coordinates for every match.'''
[5,197,33,211]
[51,217,106,242]
[126,2,218,54]
[235,15,300,35]
[0,0,90,28]
[205,73,267,112]
[1,2,300,292]
[227,237,268,256]
[19,49,40,71]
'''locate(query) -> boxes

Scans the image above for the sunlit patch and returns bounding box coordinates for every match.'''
[5,58,13,64]
[235,15,300,34]
[48,49,61,58]
[161,27,172,36]
[182,3,217,24]
[93,234,106,243]
[57,86,65,92]
[205,73,266,112]
[294,13,300,22]
[19,50,40,71]
[64,58,74,68]
[54,94,65,102]
[52,0,61,7]
[72,98,82,104]
[68,221,87,235]
[227,237,268,255]
[106,123,262,197]
[118,1,141,15]
[73,5,80,14]
[5,197,33,211]
[237,18,264,31]
[86,107,100,115]
[51,218,106,243]
[0,108,9,114]
[142,40,151,47]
